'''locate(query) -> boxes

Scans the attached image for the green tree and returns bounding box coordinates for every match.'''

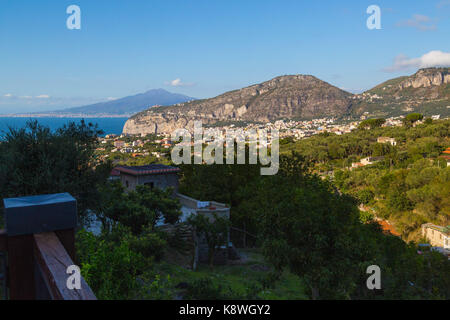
[97,181,181,235]
[76,226,155,300]
[403,113,424,127]
[258,153,362,299]
[0,120,111,224]
[188,213,230,269]
[357,188,375,205]
[359,118,386,130]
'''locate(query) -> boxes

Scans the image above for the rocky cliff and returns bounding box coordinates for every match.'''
[123,75,354,135]
[351,67,450,118]
[398,68,450,89]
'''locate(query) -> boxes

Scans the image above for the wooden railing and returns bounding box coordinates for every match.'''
[0,193,96,300]
[0,228,96,300]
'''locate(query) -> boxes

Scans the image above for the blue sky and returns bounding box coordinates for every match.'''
[0,0,449,113]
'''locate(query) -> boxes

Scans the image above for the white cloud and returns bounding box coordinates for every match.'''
[384,50,450,72]
[171,78,182,86]
[166,78,195,87]
[36,94,50,99]
[396,14,437,31]
[4,94,13,97]
[106,97,117,101]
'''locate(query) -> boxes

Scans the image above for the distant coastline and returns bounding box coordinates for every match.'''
[0,113,132,119]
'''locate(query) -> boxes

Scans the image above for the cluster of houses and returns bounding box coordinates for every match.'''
[236,118,359,140]
[97,134,174,158]
[102,115,447,155]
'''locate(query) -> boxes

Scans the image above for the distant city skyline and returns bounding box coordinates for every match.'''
[0,0,449,113]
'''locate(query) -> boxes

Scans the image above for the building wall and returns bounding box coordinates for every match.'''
[120,172,179,192]
[138,173,179,191]
[422,225,447,247]
[120,174,138,191]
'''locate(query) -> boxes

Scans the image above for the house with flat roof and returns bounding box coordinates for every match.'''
[115,164,180,191]
[422,223,450,250]
[377,137,397,146]
[360,156,385,166]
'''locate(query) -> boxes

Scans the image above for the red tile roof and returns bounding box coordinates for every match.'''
[115,164,180,176]
[378,220,401,237]
[110,169,121,176]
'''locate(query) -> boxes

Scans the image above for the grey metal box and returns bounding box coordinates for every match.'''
[3,193,77,236]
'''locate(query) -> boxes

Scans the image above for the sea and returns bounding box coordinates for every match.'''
[0,117,128,138]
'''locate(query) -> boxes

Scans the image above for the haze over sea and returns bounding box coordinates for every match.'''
[0,117,128,138]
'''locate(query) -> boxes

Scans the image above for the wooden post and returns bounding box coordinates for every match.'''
[2,193,85,300]
[0,230,6,252]
[2,229,80,299]
[7,235,35,300]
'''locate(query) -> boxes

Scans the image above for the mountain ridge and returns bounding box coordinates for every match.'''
[353,67,450,117]
[124,75,354,135]
[42,89,195,116]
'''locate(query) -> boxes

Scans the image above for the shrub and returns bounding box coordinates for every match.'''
[76,224,168,299]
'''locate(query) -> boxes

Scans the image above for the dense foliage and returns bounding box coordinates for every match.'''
[76,182,183,299]
[95,182,181,234]
[0,120,111,224]
[180,150,450,299]
[2,119,449,300]
[76,222,176,299]
[282,119,450,240]
[0,120,178,299]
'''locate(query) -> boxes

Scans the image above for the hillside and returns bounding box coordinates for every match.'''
[353,67,450,118]
[122,69,450,135]
[281,118,450,241]
[50,89,194,115]
[123,75,354,134]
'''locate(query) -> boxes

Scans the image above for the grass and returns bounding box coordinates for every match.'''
[150,248,308,300]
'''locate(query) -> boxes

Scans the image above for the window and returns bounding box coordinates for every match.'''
[126,180,129,188]
[144,182,154,189]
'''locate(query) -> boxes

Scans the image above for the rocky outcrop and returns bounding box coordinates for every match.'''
[122,114,207,136]
[123,75,353,135]
[352,67,450,117]
[398,68,450,89]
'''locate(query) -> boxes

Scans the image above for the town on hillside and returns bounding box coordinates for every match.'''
[98,114,450,262]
